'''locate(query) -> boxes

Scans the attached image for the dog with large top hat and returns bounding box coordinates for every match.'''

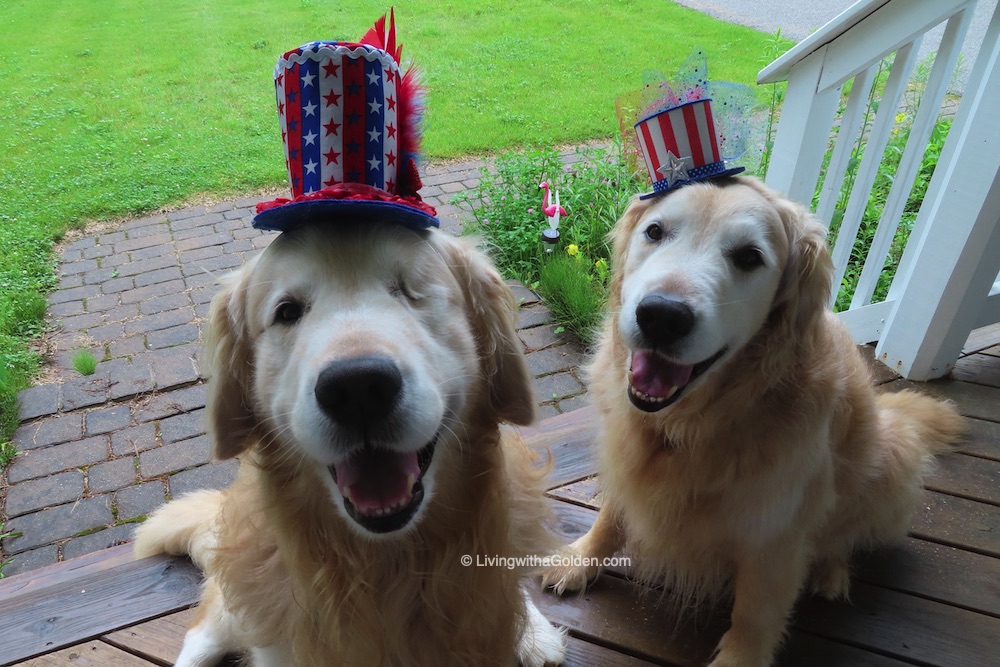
[135,10,567,667]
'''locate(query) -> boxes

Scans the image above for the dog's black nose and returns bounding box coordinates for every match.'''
[315,356,403,427]
[635,294,695,348]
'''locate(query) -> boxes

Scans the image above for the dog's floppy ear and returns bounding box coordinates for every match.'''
[204,259,259,459]
[607,194,655,311]
[773,198,834,334]
[437,235,535,425]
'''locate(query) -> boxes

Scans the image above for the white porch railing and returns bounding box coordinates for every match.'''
[759,0,1000,380]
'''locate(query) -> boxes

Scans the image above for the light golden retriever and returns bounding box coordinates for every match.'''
[135,222,566,666]
[541,177,964,667]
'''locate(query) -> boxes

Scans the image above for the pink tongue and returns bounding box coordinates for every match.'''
[333,449,420,515]
[630,350,694,398]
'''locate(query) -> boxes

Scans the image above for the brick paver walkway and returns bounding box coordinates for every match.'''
[0,156,589,577]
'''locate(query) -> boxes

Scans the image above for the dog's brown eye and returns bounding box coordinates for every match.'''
[731,246,765,272]
[274,300,304,325]
[644,223,664,242]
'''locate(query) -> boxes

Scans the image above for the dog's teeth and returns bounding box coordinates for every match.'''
[628,384,677,404]
[342,485,356,503]
[627,369,635,385]
[406,472,417,490]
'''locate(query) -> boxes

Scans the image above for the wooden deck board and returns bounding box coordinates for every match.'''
[9,641,158,667]
[794,582,1000,667]
[101,609,195,666]
[960,417,1000,462]
[0,549,201,665]
[925,452,1000,505]
[853,538,1000,617]
[911,492,1000,558]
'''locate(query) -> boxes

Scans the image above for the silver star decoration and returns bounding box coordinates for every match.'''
[657,151,690,187]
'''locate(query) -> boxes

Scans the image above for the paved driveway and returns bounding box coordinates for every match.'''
[674,0,998,92]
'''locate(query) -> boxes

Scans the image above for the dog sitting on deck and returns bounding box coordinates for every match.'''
[135,16,565,667]
[541,94,964,667]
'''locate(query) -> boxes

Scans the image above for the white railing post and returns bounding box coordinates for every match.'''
[763,47,840,205]
[876,1,1000,379]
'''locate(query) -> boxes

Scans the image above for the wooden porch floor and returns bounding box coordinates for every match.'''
[3,341,1000,666]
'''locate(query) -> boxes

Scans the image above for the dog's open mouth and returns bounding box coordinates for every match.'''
[330,438,436,534]
[627,348,727,412]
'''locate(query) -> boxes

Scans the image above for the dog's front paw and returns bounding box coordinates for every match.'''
[539,549,601,595]
[809,558,852,601]
[707,629,773,667]
[518,589,567,666]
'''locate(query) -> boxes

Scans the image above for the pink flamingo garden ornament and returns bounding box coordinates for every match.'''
[539,181,567,251]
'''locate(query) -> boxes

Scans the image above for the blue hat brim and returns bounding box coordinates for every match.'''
[639,167,746,200]
[253,199,440,232]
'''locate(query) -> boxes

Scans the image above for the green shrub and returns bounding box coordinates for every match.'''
[458,139,642,345]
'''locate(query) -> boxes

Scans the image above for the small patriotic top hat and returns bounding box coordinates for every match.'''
[254,10,439,231]
[634,98,744,198]
[615,50,755,200]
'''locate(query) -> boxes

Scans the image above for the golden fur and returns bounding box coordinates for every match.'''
[541,177,964,667]
[135,223,565,667]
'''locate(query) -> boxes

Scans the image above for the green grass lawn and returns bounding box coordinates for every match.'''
[0,0,780,454]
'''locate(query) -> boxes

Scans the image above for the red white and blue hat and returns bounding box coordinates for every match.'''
[634,98,744,199]
[254,10,439,231]
[616,50,754,200]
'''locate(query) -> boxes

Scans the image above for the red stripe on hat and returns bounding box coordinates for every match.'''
[703,100,720,162]
[636,121,660,184]
[285,63,303,197]
[342,56,366,185]
[657,111,679,158]
[682,103,705,167]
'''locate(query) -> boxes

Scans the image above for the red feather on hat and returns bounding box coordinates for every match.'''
[360,9,425,196]
[361,8,401,62]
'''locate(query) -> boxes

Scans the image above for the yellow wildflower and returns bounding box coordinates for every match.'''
[566,244,579,257]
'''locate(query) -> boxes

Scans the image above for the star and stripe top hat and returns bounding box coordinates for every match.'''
[253,9,439,231]
[616,50,755,200]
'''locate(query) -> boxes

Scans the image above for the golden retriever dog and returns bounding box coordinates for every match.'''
[135,222,566,666]
[541,176,964,667]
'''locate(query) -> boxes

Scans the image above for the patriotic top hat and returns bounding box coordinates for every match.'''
[253,10,439,231]
[634,98,744,199]
[615,50,754,200]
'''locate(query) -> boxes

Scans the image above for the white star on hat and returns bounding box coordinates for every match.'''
[304,159,318,174]
[367,128,381,142]
[303,130,318,146]
[368,156,381,171]
[301,72,316,87]
[303,101,317,117]
[368,99,382,114]
[367,70,381,85]
[658,151,691,187]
